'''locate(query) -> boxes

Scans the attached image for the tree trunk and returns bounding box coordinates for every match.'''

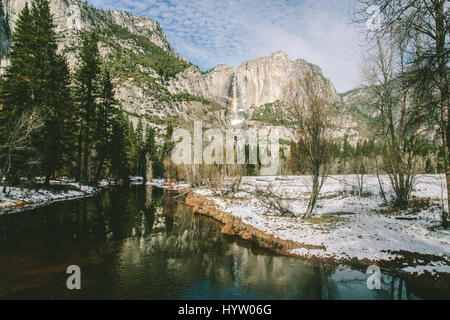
[444,144,450,225]
[94,156,105,184]
[2,153,12,193]
[446,169,450,224]
[304,173,319,219]
[145,154,153,182]
[44,171,51,186]
[76,127,83,182]
[435,1,449,225]
[2,177,7,193]
[83,125,89,182]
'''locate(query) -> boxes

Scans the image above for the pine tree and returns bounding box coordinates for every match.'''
[132,119,144,176]
[245,144,258,176]
[0,4,35,183]
[144,126,157,161]
[425,158,435,174]
[29,0,57,107]
[0,3,34,143]
[74,31,101,182]
[110,111,132,182]
[94,70,117,182]
[142,126,158,180]
[125,118,137,176]
[41,54,76,183]
[341,135,354,174]
[159,123,173,161]
[31,0,75,184]
[0,0,75,184]
[136,120,150,178]
[149,123,173,178]
[0,4,33,120]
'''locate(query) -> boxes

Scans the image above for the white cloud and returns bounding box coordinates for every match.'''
[88,0,365,92]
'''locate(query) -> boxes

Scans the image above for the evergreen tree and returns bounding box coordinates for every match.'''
[29,0,58,107]
[341,135,354,173]
[0,4,34,121]
[125,118,137,176]
[31,0,76,184]
[0,0,75,184]
[94,70,117,182]
[144,126,157,161]
[142,126,157,180]
[0,4,35,182]
[425,158,435,174]
[110,111,132,181]
[152,123,173,178]
[132,119,145,177]
[74,31,101,182]
[138,123,148,178]
[41,55,76,183]
[245,144,258,176]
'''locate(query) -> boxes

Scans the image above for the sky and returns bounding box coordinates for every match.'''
[87,0,366,93]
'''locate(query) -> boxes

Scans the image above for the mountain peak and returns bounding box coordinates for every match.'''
[270,50,289,59]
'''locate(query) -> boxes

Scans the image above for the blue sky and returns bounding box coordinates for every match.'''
[87,0,365,92]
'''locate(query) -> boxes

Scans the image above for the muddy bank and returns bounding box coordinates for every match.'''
[185,192,450,298]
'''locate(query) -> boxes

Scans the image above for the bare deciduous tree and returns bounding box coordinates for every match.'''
[285,73,334,219]
[0,107,44,193]
[355,0,449,219]
[254,184,295,218]
[362,35,428,208]
[352,154,368,196]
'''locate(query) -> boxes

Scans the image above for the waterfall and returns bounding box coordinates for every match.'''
[231,71,244,126]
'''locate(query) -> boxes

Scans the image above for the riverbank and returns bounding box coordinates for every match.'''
[0,182,103,214]
[184,175,450,296]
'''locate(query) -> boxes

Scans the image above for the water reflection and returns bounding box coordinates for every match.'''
[0,186,421,300]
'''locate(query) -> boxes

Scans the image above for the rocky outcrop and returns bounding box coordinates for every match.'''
[168,64,235,106]
[0,1,10,68]
[236,51,339,110]
[169,51,340,113]
[0,0,204,131]
[0,0,176,55]
[0,0,364,142]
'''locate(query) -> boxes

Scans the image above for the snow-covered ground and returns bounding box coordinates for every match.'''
[192,175,450,276]
[0,181,100,214]
[146,179,166,187]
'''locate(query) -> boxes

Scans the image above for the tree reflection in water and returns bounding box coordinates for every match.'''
[0,185,421,300]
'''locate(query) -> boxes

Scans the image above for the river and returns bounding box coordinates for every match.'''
[0,185,422,299]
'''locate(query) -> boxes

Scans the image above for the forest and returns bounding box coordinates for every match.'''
[0,0,172,189]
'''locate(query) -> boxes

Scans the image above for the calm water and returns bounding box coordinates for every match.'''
[0,185,422,300]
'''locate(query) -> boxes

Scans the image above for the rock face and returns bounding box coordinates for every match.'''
[0,0,180,70]
[0,0,205,130]
[168,64,235,107]
[1,0,175,54]
[169,51,340,113]
[167,51,353,144]
[237,51,339,109]
[0,0,362,142]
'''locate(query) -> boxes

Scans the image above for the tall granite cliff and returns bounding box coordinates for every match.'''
[0,0,363,141]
